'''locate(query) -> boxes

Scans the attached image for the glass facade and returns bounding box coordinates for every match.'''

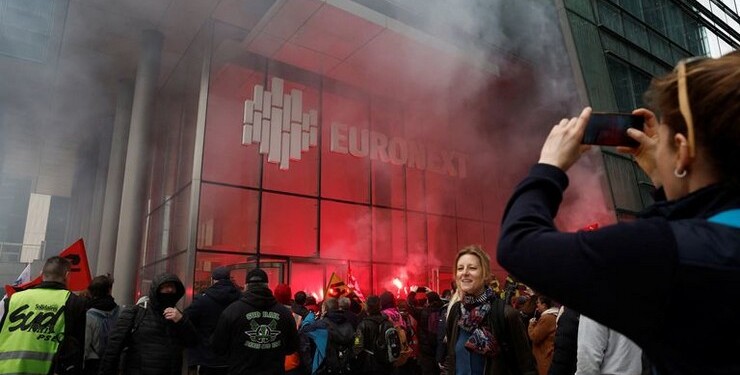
[137,1,584,300]
[563,0,739,217]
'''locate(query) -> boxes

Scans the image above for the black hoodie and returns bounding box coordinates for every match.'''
[184,279,241,366]
[212,285,299,375]
[98,273,198,375]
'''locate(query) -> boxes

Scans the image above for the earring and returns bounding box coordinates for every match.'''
[674,168,687,178]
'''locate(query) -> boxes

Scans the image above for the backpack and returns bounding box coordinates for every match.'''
[87,305,120,358]
[317,320,355,374]
[386,320,412,367]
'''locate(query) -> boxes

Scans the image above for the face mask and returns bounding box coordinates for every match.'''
[157,292,180,308]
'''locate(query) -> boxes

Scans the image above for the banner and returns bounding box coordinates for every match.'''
[3,239,92,298]
[346,261,365,301]
[0,263,33,321]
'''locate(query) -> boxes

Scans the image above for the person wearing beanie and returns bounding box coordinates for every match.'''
[184,266,241,375]
[212,268,298,375]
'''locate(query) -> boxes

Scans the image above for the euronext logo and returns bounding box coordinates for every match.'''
[242,77,318,170]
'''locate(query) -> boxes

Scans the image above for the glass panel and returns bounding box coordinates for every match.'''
[663,2,686,47]
[202,64,264,188]
[406,167,426,212]
[427,214,456,267]
[603,153,643,212]
[643,0,667,35]
[262,76,320,195]
[320,90,371,203]
[597,0,624,34]
[621,0,643,19]
[374,263,400,296]
[484,222,499,268]
[407,211,427,263]
[319,201,371,261]
[425,172,456,216]
[457,219,484,249]
[260,192,317,257]
[194,252,249,294]
[371,97,406,209]
[171,186,191,253]
[372,207,406,264]
[624,16,650,51]
[455,178,483,220]
[290,262,326,301]
[198,183,259,253]
[606,56,634,112]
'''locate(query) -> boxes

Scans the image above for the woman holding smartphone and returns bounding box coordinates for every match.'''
[497,50,740,374]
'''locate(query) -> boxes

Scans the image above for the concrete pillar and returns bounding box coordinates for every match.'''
[97,79,134,276]
[112,30,163,305]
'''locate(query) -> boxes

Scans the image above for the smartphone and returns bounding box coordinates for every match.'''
[582,113,644,147]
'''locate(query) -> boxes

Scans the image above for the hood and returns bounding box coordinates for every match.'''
[148,273,186,311]
[242,285,277,309]
[88,294,117,312]
[324,310,348,325]
[204,280,241,305]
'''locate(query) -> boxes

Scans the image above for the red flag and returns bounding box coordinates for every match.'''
[4,239,91,297]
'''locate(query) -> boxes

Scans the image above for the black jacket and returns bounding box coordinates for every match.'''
[354,313,393,375]
[0,281,86,375]
[98,273,198,375]
[498,164,740,375]
[211,285,298,375]
[546,307,579,375]
[291,303,309,319]
[184,280,241,367]
[418,300,444,357]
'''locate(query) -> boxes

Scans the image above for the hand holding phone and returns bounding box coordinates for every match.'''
[582,113,645,147]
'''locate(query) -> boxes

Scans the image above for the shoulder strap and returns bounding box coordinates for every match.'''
[708,209,740,228]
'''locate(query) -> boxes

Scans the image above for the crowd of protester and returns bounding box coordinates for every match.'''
[1,51,737,375]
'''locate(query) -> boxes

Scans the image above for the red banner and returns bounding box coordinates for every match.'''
[4,239,92,297]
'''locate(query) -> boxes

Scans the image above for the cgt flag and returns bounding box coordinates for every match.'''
[3,238,92,298]
[325,272,350,299]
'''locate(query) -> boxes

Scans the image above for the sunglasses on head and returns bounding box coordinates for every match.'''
[675,56,709,158]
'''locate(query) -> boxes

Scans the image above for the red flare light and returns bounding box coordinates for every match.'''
[392,277,403,289]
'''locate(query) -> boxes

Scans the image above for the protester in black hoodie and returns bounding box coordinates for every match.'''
[212,268,298,375]
[84,274,118,375]
[185,266,241,375]
[291,291,310,319]
[98,273,198,375]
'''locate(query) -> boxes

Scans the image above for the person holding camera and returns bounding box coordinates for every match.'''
[497,51,740,374]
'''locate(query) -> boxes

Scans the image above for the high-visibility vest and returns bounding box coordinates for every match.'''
[0,288,70,375]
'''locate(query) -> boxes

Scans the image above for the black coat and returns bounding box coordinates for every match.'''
[498,165,740,374]
[211,285,298,375]
[184,280,241,366]
[98,273,198,375]
[546,307,579,375]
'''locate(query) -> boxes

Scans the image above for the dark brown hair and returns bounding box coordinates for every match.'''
[644,50,740,186]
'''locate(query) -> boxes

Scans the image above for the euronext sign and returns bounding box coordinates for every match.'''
[330,122,468,178]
